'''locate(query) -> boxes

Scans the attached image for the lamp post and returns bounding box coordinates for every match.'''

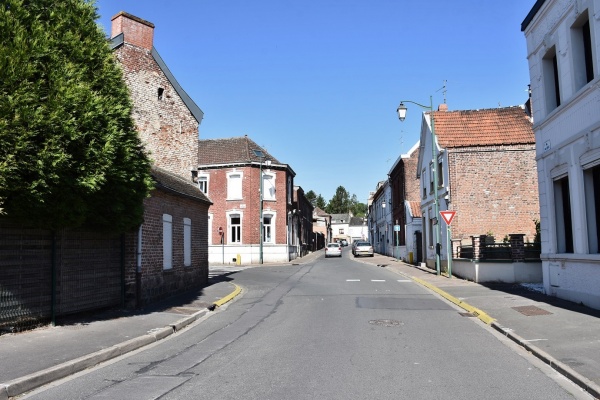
[252,149,265,264]
[397,96,441,276]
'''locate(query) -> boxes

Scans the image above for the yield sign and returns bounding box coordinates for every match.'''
[440,211,456,225]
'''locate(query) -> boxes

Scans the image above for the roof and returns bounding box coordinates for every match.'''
[431,106,534,149]
[151,166,212,205]
[313,207,330,217]
[198,135,281,166]
[349,217,367,226]
[109,34,204,124]
[521,0,546,31]
[331,214,351,223]
[407,201,421,218]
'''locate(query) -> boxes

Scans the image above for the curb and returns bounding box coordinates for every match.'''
[492,323,600,399]
[210,284,242,310]
[0,285,246,400]
[410,276,496,325]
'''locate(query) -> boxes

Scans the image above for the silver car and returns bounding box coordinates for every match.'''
[352,241,374,257]
[325,242,342,258]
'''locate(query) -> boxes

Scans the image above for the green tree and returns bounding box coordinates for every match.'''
[305,190,317,207]
[0,0,153,231]
[315,194,327,210]
[326,186,350,214]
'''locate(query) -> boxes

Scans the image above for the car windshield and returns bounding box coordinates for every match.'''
[328,244,339,248]
[357,242,370,246]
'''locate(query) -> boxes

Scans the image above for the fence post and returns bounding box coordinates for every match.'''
[510,234,525,262]
[471,236,481,261]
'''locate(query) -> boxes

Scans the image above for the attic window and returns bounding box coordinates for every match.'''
[158,87,164,101]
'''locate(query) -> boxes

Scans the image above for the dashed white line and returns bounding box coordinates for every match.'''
[397,279,412,283]
[371,279,386,282]
[346,279,360,282]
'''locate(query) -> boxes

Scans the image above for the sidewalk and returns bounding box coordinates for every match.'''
[357,252,600,399]
[1,250,599,399]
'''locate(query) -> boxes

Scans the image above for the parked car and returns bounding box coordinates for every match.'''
[325,242,342,258]
[352,241,374,257]
[340,239,348,247]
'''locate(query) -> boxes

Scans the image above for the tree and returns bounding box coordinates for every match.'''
[305,190,317,207]
[0,0,153,231]
[326,186,350,214]
[315,194,327,210]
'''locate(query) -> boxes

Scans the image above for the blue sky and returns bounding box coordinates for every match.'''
[95,0,535,204]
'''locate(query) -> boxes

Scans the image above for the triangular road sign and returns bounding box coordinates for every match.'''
[440,211,456,225]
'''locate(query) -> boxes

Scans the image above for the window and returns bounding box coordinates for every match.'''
[198,175,208,194]
[339,229,344,235]
[584,164,600,253]
[158,87,164,101]
[263,214,273,243]
[428,215,434,247]
[229,213,241,243]
[438,161,443,187]
[543,46,561,112]
[162,214,172,269]
[227,172,242,200]
[287,177,292,204]
[422,169,427,199]
[429,163,434,193]
[183,218,191,266]
[571,11,594,91]
[263,173,276,200]
[553,176,573,253]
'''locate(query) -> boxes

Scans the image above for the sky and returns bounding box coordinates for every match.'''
[95,0,536,204]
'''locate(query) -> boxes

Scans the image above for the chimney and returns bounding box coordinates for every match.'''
[111,12,155,51]
[438,103,448,112]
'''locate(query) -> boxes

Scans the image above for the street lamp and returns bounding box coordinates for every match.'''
[397,96,442,276]
[252,149,265,264]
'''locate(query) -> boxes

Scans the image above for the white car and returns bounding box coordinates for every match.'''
[325,242,342,258]
[352,241,374,257]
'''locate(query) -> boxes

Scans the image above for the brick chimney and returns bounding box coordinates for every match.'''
[438,103,448,112]
[111,12,155,50]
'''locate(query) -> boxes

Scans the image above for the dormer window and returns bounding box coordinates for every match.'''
[158,87,164,101]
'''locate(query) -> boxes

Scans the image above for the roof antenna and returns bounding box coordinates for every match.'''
[436,80,447,104]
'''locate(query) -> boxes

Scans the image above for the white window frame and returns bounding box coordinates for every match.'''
[263,172,276,201]
[183,218,192,267]
[583,161,600,253]
[163,214,173,270]
[227,171,243,200]
[198,174,209,195]
[208,213,213,245]
[227,211,243,244]
[263,212,275,243]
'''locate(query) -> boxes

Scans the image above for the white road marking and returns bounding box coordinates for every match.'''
[371,279,386,282]
[346,279,360,282]
[522,339,549,342]
[397,279,412,282]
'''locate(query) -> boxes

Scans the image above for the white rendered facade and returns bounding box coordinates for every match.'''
[523,0,600,309]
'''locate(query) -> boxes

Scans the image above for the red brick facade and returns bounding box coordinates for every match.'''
[448,144,539,242]
[389,144,420,245]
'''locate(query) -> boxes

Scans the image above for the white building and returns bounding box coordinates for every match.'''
[522,0,600,309]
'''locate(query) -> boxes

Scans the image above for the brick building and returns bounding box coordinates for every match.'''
[197,135,296,264]
[291,186,314,257]
[417,105,539,270]
[388,140,421,260]
[110,12,211,307]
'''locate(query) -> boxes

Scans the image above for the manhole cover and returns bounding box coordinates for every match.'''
[512,305,552,316]
[368,319,403,327]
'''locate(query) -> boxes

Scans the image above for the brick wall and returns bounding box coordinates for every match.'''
[202,165,290,245]
[448,144,539,242]
[113,44,199,180]
[124,189,209,307]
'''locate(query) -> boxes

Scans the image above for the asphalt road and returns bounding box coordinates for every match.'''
[23,248,592,399]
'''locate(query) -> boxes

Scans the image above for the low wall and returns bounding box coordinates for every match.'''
[452,259,542,283]
[208,244,290,265]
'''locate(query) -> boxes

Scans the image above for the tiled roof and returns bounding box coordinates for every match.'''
[314,207,330,216]
[349,217,367,226]
[408,201,421,218]
[431,106,534,148]
[151,166,212,204]
[198,135,281,166]
[331,214,351,223]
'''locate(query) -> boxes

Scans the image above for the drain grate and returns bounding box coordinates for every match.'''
[512,305,552,316]
[369,319,403,327]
